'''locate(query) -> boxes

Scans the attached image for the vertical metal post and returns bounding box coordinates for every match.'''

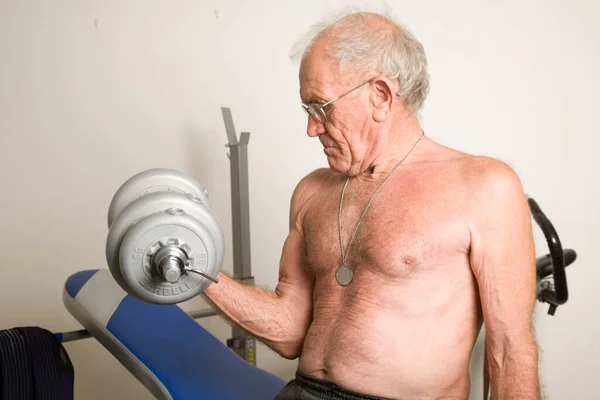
[221,107,257,366]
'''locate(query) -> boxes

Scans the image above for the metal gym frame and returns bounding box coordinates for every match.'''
[221,107,256,365]
[61,107,258,366]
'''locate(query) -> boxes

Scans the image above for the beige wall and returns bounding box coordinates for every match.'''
[0,0,598,398]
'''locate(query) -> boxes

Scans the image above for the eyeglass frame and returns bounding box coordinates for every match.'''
[301,77,375,123]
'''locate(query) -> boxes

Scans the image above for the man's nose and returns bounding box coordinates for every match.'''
[306,115,325,138]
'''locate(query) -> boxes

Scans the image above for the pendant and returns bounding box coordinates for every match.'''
[335,265,353,286]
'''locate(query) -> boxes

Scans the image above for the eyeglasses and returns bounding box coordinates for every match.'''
[301,78,374,124]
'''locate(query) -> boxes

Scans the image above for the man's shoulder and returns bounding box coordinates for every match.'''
[299,167,336,185]
[456,155,528,220]
[292,168,334,201]
[290,168,334,218]
[425,144,522,192]
[461,155,523,193]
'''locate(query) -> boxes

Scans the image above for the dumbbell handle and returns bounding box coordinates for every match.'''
[184,267,219,284]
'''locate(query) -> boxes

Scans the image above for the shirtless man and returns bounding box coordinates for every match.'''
[204,11,540,400]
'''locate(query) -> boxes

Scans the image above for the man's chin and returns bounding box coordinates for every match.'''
[325,157,336,170]
[325,157,346,174]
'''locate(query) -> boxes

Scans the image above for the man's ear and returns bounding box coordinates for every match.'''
[371,77,396,122]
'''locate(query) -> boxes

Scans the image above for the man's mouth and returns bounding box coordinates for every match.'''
[324,146,341,158]
[320,137,335,149]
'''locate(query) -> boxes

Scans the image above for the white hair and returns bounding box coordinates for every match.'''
[291,6,430,112]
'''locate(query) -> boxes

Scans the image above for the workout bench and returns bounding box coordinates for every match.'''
[62,268,286,399]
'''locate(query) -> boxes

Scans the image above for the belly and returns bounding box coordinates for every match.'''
[298,273,481,399]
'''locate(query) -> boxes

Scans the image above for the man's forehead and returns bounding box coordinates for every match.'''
[299,36,338,80]
[299,55,339,102]
[299,74,329,103]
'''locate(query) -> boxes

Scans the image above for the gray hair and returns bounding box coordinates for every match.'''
[292,8,430,112]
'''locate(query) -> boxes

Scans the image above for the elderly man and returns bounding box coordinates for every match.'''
[204,11,540,400]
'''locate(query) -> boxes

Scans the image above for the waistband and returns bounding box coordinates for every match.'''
[295,370,391,400]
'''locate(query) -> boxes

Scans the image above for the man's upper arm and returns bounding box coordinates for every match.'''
[468,158,537,346]
[275,168,330,308]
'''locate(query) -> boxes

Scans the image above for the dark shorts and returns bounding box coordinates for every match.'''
[273,370,391,400]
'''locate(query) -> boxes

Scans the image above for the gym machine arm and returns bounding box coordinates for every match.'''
[528,197,572,315]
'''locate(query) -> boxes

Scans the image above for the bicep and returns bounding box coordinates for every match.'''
[276,228,314,304]
[273,169,330,322]
[274,169,328,302]
[271,228,314,347]
[469,165,537,341]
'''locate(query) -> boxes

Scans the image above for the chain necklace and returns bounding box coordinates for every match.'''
[335,132,425,286]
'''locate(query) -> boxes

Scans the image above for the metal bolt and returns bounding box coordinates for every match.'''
[151,245,189,283]
[160,257,182,283]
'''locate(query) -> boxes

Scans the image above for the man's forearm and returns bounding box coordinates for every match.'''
[489,341,541,400]
[203,272,307,359]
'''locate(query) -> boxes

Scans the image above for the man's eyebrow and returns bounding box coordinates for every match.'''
[304,95,327,104]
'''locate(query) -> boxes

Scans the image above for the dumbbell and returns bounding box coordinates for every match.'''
[107,168,211,228]
[106,168,225,304]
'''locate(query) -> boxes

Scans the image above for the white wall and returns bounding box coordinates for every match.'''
[0,0,598,398]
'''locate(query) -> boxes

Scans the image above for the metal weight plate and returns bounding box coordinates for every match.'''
[107,168,210,228]
[106,191,225,292]
[119,209,219,304]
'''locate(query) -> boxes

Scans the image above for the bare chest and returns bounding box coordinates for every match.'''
[302,178,469,281]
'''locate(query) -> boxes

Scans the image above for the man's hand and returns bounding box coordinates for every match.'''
[468,157,541,399]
